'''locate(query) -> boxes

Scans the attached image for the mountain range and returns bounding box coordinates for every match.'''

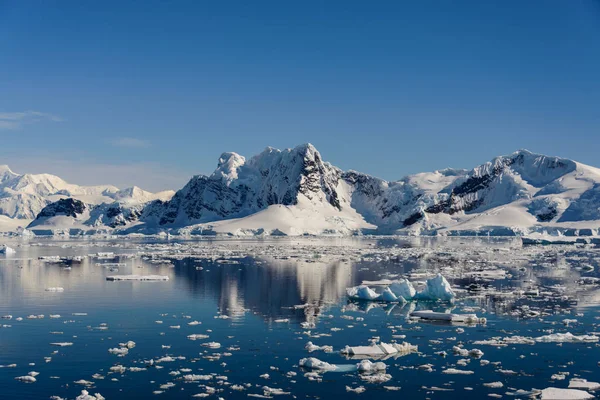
[3,144,600,236]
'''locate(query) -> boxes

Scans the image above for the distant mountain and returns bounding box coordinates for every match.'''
[0,165,174,232]
[6,144,600,236]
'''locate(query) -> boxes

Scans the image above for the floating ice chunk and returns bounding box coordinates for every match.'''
[45,287,64,292]
[535,332,599,343]
[109,365,126,373]
[568,379,600,391]
[262,386,290,396]
[74,379,94,386]
[50,342,73,347]
[119,341,136,349]
[539,387,595,399]
[298,357,338,371]
[356,359,386,372]
[0,245,15,255]
[201,342,221,349]
[182,374,212,381]
[442,368,474,375]
[15,375,36,383]
[305,342,333,353]
[76,390,105,400]
[341,342,417,359]
[410,310,485,324]
[108,347,128,356]
[415,274,455,301]
[187,334,210,340]
[346,285,379,301]
[483,382,503,388]
[388,279,416,300]
[106,275,169,281]
[360,373,392,383]
[346,386,366,393]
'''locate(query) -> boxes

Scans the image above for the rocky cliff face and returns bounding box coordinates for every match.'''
[143,144,344,226]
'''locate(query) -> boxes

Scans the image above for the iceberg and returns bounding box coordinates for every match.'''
[388,279,416,300]
[346,285,379,301]
[414,274,455,301]
[346,274,455,303]
[0,245,15,255]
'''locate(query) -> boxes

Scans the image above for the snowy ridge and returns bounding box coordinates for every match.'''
[0,165,174,233]
[4,145,600,237]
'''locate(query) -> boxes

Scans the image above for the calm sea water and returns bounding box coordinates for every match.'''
[0,237,598,399]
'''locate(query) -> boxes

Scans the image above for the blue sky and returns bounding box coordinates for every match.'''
[1,1,599,191]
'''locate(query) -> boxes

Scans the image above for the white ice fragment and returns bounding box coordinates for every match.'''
[535,332,599,343]
[298,357,338,371]
[15,375,36,383]
[568,378,600,391]
[45,287,64,292]
[305,341,333,353]
[356,359,386,372]
[106,275,169,281]
[411,310,485,324]
[76,390,105,400]
[442,368,474,375]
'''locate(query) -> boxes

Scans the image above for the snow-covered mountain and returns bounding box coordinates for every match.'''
[7,144,600,237]
[0,165,174,232]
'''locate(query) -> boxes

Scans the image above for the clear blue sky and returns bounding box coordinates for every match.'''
[1,1,599,191]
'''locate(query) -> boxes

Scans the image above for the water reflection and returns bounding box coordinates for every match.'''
[172,256,354,323]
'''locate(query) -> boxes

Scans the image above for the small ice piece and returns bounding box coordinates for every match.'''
[119,341,136,349]
[45,287,65,292]
[346,285,379,301]
[305,342,333,353]
[298,357,338,371]
[356,360,386,372]
[410,310,485,324]
[182,374,212,381]
[74,379,94,386]
[50,342,73,347]
[108,347,128,356]
[106,275,169,281]
[201,342,221,349]
[483,382,503,388]
[442,368,474,375]
[109,365,126,373]
[415,274,455,301]
[346,385,366,393]
[539,387,594,399]
[15,375,36,383]
[76,390,105,400]
[187,334,209,340]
